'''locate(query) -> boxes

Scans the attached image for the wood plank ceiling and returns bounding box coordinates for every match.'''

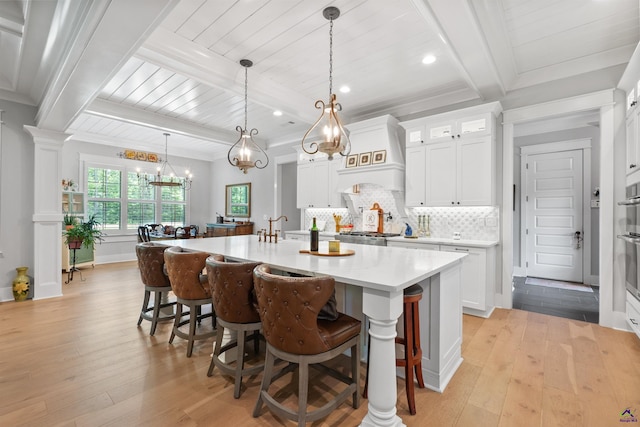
[0,0,637,160]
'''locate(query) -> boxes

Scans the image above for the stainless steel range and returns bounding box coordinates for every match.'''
[334,231,400,246]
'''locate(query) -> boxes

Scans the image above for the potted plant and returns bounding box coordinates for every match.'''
[64,214,105,250]
[63,214,77,231]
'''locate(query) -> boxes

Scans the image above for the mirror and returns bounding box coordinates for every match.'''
[225,183,251,218]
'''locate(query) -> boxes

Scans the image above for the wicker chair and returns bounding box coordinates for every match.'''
[135,242,175,335]
[164,246,216,357]
[252,264,361,426]
[205,256,263,398]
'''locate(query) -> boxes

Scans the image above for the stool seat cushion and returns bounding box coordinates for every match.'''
[404,283,423,296]
[317,314,361,351]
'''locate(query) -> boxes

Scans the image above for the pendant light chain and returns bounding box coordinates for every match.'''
[244,65,248,131]
[329,17,334,98]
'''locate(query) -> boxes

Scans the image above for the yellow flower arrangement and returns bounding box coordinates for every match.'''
[13,282,28,295]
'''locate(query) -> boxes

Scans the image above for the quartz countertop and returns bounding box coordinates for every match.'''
[386,236,498,248]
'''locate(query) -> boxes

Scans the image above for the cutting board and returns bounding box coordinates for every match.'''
[299,249,355,257]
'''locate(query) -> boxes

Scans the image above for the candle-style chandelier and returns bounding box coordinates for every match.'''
[227,59,269,174]
[137,133,193,190]
[301,6,351,161]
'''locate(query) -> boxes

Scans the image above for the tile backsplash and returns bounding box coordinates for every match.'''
[302,183,499,241]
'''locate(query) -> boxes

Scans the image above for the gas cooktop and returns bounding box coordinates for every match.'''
[338,231,400,237]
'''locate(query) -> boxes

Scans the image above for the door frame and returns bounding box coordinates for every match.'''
[519,139,593,284]
[501,89,628,330]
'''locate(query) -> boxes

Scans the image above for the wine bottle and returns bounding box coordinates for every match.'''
[310,217,319,252]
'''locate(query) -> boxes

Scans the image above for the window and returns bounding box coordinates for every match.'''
[86,164,188,232]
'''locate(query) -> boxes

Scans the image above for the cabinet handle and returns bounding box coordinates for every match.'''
[457,201,460,204]
[631,318,638,325]
[456,134,461,138]
[632,101,637,107]
[454,248,469,252]
[451,201,455,205]
[631,164,637,169]
[451,135,455,139]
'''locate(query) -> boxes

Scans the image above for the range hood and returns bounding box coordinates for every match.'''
[337,115,405,192]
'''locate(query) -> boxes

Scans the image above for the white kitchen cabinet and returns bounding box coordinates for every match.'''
[626,109,640,176]
[409,136,494,207]
[387,239,496,318]
[401,102,500,207]
[440,245,495,318]
[296,158,344,208]
[627,291,640,340]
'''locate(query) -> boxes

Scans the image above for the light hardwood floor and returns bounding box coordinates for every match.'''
[1,261,639,426]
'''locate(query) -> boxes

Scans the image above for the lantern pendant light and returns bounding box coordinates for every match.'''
[228,59,269,173]
[301,6,350,161]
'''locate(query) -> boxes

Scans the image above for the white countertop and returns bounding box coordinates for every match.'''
[169,235,465,293]
[387,236,499,248]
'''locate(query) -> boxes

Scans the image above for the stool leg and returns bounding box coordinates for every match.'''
[298,359,309,427]
[234,329,246,399]
[150,290,161,336]
[404,300,417,415]
[412,299,425,389]
[187,303,197,357]
[363,329,370,398]
[138,289,150,326]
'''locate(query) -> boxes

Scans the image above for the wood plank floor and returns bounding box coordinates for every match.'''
[1,261,639,426]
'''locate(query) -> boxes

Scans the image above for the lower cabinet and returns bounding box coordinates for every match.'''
[62,242,95,272]
[627,291,640,340]
[387,240,495,317]
[284,231,334,242]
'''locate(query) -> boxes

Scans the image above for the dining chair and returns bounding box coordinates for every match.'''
[135,242,175,335]
[164,246,216,357]
[252,264,361,426]
[205,256,263,398]
[137,226,151,243]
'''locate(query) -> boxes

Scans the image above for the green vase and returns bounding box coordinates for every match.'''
[12,267,30,302]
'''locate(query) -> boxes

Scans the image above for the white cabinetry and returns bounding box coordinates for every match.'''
[627,291,640,340]
[401,102,500,207]
[296,158,344,208]
[626,108,640,175]
[387,240,495,318]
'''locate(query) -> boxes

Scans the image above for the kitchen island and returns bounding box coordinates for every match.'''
[170,235,465,427]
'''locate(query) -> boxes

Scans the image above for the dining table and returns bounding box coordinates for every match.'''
[169,235,466,427]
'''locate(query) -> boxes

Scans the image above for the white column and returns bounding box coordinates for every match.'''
[360,288,405,427]
[24,126,69,300]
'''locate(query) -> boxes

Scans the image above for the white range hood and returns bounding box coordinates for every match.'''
[337,115,405,193]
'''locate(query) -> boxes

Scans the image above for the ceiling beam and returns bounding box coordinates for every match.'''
[36,0,180,132]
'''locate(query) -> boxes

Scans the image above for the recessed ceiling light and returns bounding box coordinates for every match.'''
[273,110,283,116]
[422,55,436,65]
[339,85,350,93]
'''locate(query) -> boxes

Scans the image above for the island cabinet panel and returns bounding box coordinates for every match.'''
[400,102,501,207]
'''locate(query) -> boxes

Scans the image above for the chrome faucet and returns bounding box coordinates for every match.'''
[265,215,288,243]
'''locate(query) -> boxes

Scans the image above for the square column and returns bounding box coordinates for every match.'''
[24,126,69,300]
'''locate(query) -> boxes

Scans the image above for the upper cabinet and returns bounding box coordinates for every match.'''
[62,192,84,215]
[618,45,640,183]
[401,102,501,207]
[296,154,345,209]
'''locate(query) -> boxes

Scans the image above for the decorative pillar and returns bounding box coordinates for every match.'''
[24,126,69,300]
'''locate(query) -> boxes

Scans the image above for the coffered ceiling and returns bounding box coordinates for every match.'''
[0,0,637,160]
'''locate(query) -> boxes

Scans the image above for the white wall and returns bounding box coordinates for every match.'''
[0,100,37,300]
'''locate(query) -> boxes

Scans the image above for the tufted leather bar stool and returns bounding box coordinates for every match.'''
[135,242,175,335]
[364,283,425,415]
[252,264,361,427]
[206,255,264,398]
[164,246,216,357]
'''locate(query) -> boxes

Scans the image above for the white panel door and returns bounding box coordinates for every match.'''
[525,150,583,282]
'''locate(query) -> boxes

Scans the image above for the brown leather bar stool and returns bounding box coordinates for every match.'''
[205,255,263,399]
[364,283,425,415]
[164,246,216,357]
[135,242,175,335]
[252,264,361,426]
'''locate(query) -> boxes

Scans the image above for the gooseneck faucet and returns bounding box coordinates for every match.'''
[265,215,288,243]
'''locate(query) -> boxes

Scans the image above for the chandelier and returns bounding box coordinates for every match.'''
[137,133,193,190]
[301,6,350,161]
[228,59,269,174]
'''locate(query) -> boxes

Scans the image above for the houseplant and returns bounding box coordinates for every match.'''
[63,214,77,231]
[63,214,105,249]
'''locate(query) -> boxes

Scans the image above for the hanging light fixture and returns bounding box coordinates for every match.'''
[301,6,350,161]
[137,133,193,190]
[228,59,269,174]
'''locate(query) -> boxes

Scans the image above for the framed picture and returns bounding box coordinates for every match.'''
[372,150,387,164]
[124,149,136,160]
[346,154,358,168]
[147,153,158,163]
[136,151,148,161]
[359,152,371,166]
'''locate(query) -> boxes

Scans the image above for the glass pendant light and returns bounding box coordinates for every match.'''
[301,6,351,161]
[227,59,269,174]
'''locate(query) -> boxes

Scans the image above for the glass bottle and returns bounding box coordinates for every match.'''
[310,217,319,252]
